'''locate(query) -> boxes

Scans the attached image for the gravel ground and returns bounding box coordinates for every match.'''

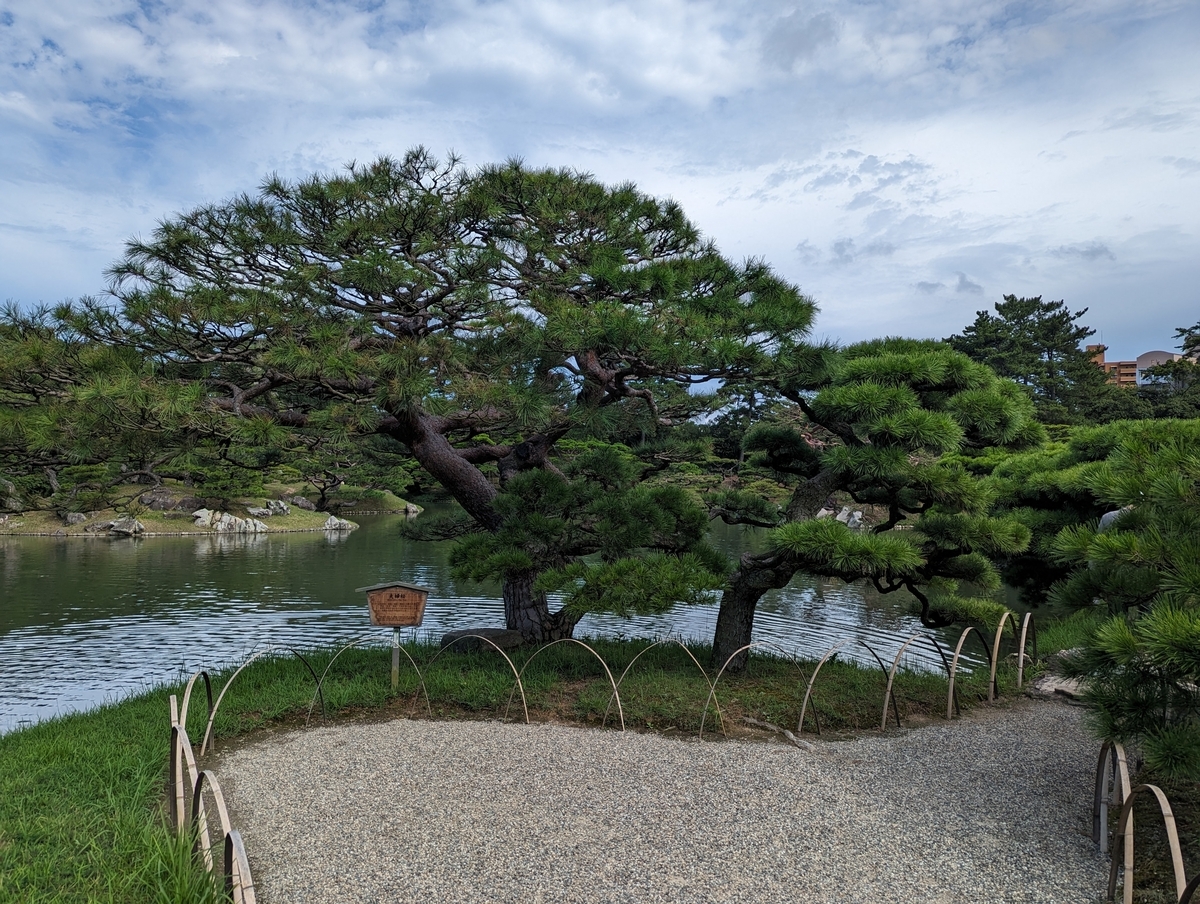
[216,699,1107,904]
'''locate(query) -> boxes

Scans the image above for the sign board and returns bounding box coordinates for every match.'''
[355,581,431,627]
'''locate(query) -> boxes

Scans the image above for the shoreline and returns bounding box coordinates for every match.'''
[0,526,358,538]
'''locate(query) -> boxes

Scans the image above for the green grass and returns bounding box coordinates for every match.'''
[0,635,1025,903]
[1035,607,1107,656]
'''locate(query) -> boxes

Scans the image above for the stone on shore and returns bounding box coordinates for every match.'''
[109,517,145,536]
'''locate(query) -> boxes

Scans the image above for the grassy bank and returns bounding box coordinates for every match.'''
[0,636,1028,904]
[0,480,415,537]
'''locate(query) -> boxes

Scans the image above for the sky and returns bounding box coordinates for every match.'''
[2,0,1198,360]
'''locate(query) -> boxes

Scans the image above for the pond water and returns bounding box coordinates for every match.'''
[0,511,985,734]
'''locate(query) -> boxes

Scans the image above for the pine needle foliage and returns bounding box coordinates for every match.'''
[2,149,816,639]
[1042,426,1200,778]
[709,339,1042,666]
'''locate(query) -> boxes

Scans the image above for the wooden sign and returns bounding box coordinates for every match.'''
[355,581,431,627]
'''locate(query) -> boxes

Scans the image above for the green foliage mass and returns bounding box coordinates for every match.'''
[982,419,1200,779]
[2,149,816,639]
[944,294,1153,425]
[709,339,1039,648]
[450,441,728,616]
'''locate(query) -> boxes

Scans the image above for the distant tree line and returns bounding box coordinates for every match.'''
[945,295,1200,423]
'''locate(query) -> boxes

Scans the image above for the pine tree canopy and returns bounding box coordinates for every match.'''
[1,149,817,640]
[943,294,1143,424]
[1036,421,1200,779]
[709,339,1043,667]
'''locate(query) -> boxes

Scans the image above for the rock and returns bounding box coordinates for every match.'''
[1043,647,1083,674]
[52,528,66,537]
[290,496,317,511]
[815,508,834,519]
[846,511,863,530]
[1098,505,1134,532]
[1027,673,1086,703]
[214,512,270,533]
[323,515,356,531]
[440,628,526,653]
[138,487,202,512]
[192,508,215,528]
[404,502,422,518]
[139,487,174,510]
[214,512,243,532]
[835,505,852,523]
[267,499,291,516]
[110,517,145,536]
[64,512,88,526]
[246,506,273,518]
[85,520,116,532]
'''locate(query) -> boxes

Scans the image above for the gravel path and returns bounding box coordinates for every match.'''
[217,699,1107,904]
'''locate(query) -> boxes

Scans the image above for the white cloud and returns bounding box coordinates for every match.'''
[1,0,1198,358]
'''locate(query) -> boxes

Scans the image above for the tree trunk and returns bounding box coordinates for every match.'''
[712,469,838,671]
[503,569,581,643]
[395,416,574,640]
[711,552,799,672]
[711,578,769,673]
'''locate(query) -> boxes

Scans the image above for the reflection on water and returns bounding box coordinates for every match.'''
[0,512,983,733]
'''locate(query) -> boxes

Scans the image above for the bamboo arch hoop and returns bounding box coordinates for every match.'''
[199,650,269,756]
[168,715,201,834]
[599,638,723,736]
[305,633,431,726]
[988,611,1018,702]
[880,634,922,731]
[193,770,258,903]
[1182,873,1200,904]
[192,769,233,872]
[857,639,904,730]
[1093,740,1133,856]
[426,634,529,724]
[168,699,257,903]
[195,645,327,754]
[795,639,849,736]
[946,627,996,720]
[1016,612,1037,689]
[700,641,808,740]
[178,671,213,739]
[503,638,624,730]
[1108,784,1189,904]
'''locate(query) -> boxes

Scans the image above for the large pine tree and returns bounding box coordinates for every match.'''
[9,150,816,640]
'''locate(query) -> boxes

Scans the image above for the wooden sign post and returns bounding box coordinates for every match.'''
[355,581,431,689]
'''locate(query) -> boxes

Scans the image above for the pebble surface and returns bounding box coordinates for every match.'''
[216,699,1107,904]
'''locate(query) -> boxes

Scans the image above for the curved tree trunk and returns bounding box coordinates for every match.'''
[711,552,799,672]
[503,569,581,642]
[397,417,578,641]
[712,469,837,671]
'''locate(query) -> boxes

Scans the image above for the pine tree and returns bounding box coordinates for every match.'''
[1049,422,1200,779]
[945,295,1131,423]
[709,339,1042,669]
[15,150,816,640]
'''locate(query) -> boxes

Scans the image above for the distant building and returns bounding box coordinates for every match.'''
[1088,345,1189,386]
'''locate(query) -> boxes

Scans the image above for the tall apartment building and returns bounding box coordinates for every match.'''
[1087,345,1187,386]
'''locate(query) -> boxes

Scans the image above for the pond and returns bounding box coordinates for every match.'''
[0,510,986,734]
